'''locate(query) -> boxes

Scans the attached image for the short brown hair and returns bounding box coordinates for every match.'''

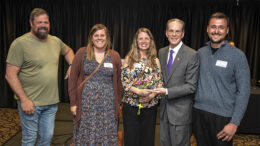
[208,12,230,27]
[30,8,49,22]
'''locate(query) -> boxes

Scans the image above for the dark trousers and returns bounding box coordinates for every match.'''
[192,108,233,146]
[123,103,158,146]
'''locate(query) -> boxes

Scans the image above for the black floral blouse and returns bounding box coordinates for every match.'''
[121,58,163,108]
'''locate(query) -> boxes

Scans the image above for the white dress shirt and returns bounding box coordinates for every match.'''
[166,41,183,95]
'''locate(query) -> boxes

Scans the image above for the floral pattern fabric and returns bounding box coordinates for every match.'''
[121,58,163,108]
[74,53,117,146]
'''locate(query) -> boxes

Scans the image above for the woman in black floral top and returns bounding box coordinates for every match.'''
[121,27,163,146]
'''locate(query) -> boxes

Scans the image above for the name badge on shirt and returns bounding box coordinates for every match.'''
[134,63,142,68]
[104,63,113,68]
[216,60,228,68]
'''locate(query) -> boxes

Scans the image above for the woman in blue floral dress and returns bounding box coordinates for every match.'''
[121,28,163,146]
[68,24,122,146]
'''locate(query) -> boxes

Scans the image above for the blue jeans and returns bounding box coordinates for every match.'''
[18,103,58,146]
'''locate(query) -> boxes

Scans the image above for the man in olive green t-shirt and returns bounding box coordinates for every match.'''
[5,8,74,146]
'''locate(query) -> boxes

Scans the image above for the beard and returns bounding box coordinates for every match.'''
[209,33,226,44]
[210,38,225,44]
[33,27,49,40]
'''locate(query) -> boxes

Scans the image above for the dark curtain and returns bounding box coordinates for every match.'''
[1,0,259,108]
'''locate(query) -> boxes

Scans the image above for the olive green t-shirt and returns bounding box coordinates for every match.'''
[6,33,67,106]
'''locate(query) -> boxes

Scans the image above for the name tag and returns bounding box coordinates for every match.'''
[216,60,228,68]
[104,63,113,68]
[134,63,142,68]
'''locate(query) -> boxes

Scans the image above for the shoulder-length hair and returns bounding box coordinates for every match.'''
[127,27,157,70]
[86,24,111,60]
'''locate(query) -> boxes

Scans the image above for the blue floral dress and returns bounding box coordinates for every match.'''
[74,53,117,146]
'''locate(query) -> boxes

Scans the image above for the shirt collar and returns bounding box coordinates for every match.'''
[169,41,183,54]
[207,40,228,49]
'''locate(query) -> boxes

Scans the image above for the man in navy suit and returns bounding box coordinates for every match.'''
[154,18,199,146]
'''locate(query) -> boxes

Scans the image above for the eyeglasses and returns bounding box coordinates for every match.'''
[167,30,183,35]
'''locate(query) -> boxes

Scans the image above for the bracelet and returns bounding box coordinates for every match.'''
[68,64,72,66]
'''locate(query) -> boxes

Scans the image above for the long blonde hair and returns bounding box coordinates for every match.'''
[127,28,157,70]
[86,24,111,60]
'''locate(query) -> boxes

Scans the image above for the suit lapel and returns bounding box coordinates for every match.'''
[166,45,185,84]
[161,47,170,82]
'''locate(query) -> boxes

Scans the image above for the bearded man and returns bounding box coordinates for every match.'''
[5,8,74,146]
[192,12,250,146]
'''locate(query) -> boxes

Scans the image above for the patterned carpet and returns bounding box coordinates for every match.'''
[1,104,260,146]
[0,108,21,145]
[190,134,260,146]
